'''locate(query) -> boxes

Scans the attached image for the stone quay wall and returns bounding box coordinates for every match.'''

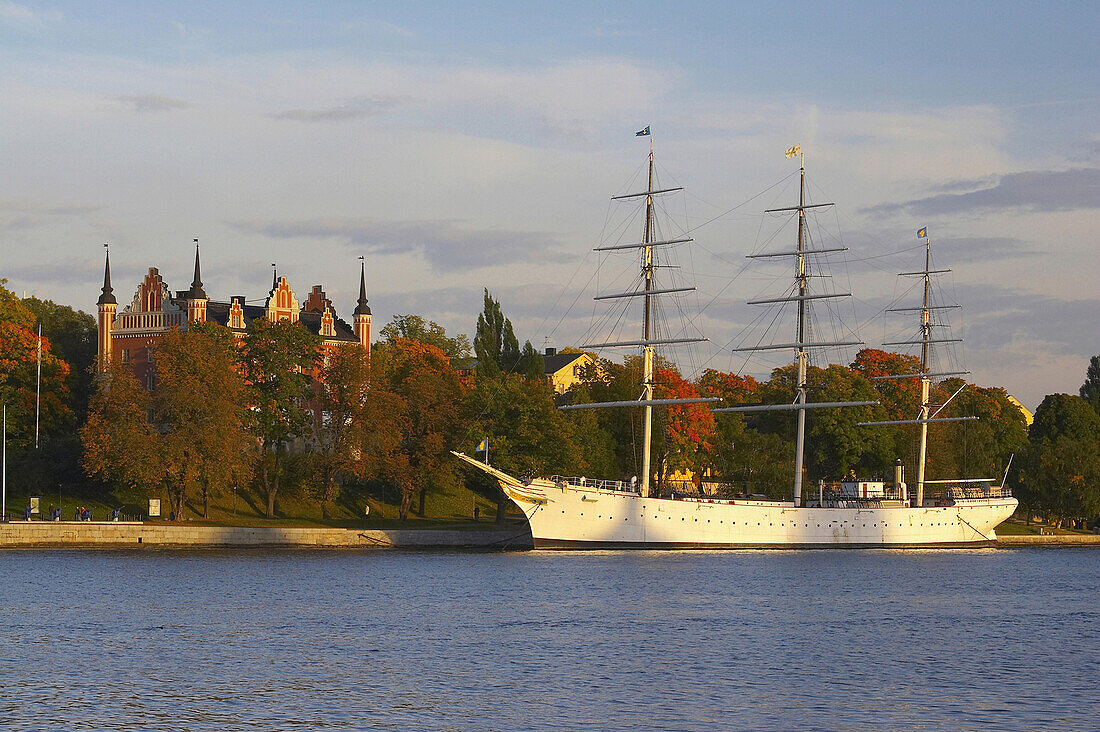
[0,521,534,550]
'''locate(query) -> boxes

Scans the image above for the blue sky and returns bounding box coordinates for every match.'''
[1,0,1097,408]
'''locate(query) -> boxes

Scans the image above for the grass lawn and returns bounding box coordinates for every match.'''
[2,479,520,529]
[997,517,1092,535]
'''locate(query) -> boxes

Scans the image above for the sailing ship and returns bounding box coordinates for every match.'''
[453,141,1017,548]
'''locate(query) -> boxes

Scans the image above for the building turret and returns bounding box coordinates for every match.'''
[185,241,208,324]
[96,248,117,371]
[353,260,371,357]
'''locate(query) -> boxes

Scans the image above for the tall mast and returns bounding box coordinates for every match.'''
[560,131,719,490]
[793,153,808,506]
[916,236,932,506]
[859,231,976,501]
[641,139,656,497]
[718,145,876,505]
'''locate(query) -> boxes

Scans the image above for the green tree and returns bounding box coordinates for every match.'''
[242,319,321,518]
[464,373,584,520]
[520,340,545,381]
[1029,393,1100,443]
[473,289,520,378]
[935,380,1028,482]
[377,338,463,520]
[81,361,159,496]
[1015,393,1100,526]
[698,369,790,497]
[379,314,472,367]
[755,363,891,482]
[1079,355,1100,416]
[21,297,97,421]
[155,323,251,520]
[310,343,372,519]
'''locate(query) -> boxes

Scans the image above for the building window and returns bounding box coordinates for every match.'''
[121,349,130,364]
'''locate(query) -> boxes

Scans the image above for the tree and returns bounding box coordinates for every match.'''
[242,319,321,518]
[0,283,74,457]
[1029,393,1100,443]
[310,343,372,519]
[379,314,472,367]
[1015,394,1100,526]
[698,369,789,497]
[520,340,544,381]
[464,373,585,521]
[377,338,463,520]
[1079,355,1100,416]
[155,323,251,520]
[655,365,717,490]
[935,381,1027,482]
[754,363,891,483]
[81,361,160,494]
[21,297,97,421]
[473,289,520,378]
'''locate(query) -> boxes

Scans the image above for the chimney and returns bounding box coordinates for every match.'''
[544,347,557,357]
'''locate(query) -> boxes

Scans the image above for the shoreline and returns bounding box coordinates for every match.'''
[1,521,1097,549]
[0,521,534,550]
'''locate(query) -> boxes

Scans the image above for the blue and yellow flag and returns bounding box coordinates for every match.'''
[636,126,650,137]
[917,227,927,239]
[477,438,489,452]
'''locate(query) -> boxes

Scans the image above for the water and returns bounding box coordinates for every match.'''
[0,548,1096,731]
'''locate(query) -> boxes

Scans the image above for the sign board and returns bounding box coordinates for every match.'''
[148,498,161,517]
[30,497,39,514]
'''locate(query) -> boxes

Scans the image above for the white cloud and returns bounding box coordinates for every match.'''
[0,49,1094,406]
[0,1,60,24]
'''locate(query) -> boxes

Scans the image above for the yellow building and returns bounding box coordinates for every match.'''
[543,348,597,394]
[1006,394,1034,427]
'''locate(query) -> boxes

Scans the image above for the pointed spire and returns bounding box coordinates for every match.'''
[189,239,207,299]
[354,258,371,316]
[97,246,116,305]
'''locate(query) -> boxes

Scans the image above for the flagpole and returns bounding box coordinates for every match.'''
[35,322,42,449]
[3,404,6,522]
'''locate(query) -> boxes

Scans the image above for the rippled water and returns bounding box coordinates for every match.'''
[0,547,1096,731]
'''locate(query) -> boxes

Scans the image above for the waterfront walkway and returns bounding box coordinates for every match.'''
[0,521,534,549]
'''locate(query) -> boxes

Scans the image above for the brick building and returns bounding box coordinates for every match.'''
[96,247,371,386]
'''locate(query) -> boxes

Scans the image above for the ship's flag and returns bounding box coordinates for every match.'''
[636,126,650,136]
[785,144,801,158]
[477,438,489,452]
[917,227,927,239]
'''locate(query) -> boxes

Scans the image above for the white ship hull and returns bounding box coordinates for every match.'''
[454,454,1016,549]
[517,482,1015,548]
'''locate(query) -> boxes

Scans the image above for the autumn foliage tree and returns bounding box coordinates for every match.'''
[81,361,159,495]
[310,343,372,519]
[373,337,463,520]
[655,365,716,488]
[155,323,251,519]
[243,319,321,518]
[0,282,74,452]
[81,323,250,520]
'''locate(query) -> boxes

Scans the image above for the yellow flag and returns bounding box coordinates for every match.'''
[785,144,801,158]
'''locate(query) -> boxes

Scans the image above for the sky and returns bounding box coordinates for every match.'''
[1,0,1097,409]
